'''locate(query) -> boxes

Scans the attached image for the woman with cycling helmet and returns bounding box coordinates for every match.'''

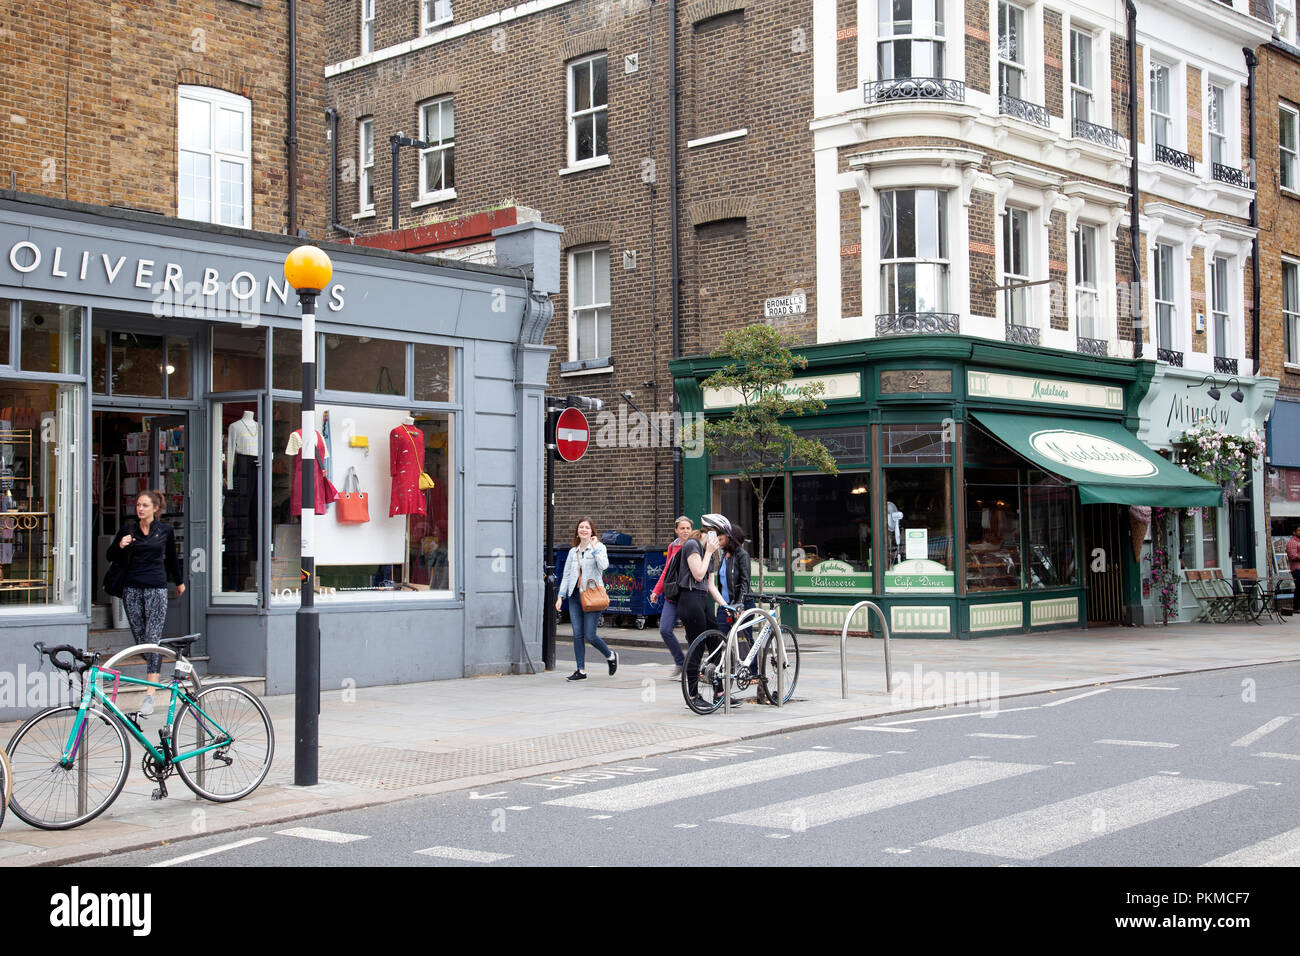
[677,513,730,646]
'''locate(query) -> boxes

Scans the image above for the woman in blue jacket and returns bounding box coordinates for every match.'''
[555,516,619,681]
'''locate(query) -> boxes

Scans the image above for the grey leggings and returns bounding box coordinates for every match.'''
[123,586,167,673]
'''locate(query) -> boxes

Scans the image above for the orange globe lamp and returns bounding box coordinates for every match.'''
[284,245,333,292]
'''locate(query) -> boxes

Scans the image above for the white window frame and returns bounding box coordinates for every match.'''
[417,96,455,201]
[421,0,453,34]
[568,245,611,363]
[996,1,1029,102]
[361,0,375,55]
[877,0,947,82]
[177,86,252,228]
[1284,258,1300,365]
[1210,255,1232,360]
[1153,241,1179,353]
[1149,58,1175,151]
[1281,102,1298,191]
[1206,80,1231,171]
[1068,27,1094,128]
[358,117,375,213]
[567,54,609,168]
[1001,206,1032,327]
[1074,222,1101,340]
[877,188,951,318]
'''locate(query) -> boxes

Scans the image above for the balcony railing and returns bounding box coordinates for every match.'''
[1214,355,1239,375]
[1212,162,1252,188]
[876,312,961,335]
[1072,117,1122,150]
[1154,143,1195,173]
[1077,336,1109,356]
[1157,347,1185,366]
[1005,322,1041,345]
[864,77,966,105]
[999,93,1050,128]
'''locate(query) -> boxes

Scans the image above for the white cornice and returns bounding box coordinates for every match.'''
[1062,180,1131,208]
[1144,201,1205,228]
[990,160,1066,190]
[848,146,984,170]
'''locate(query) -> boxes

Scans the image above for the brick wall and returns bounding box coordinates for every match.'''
[1044,9,1064,119]
[325,0,816,545]
[0,0,327,237]
[1111,33,1131,138]
[1049,209,1068,330]
[837,0,856,93]
[840,189,861,317]
[1190,246,1207,352]
[969,189,997,317]
[966,0,991,95]
[1187,65,1202,164]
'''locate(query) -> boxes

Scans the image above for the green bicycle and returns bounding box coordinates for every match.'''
[5,637,274,830]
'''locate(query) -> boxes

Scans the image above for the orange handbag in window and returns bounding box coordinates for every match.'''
[337,467,370,524]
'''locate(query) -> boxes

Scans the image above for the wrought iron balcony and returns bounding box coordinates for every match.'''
[876,312,961,335]
[1157,347,1185,366]
[1077,336,1109,356]
[999,93,1050,128]
[1072,118,1122,150]
[1005,323,1041,345]
[1154,143,1195,173]
[864,77,966,105]
[1214,355,1239,375]
[1212,163,1252,188]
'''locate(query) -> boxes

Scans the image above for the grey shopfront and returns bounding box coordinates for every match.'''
[0,193,552,718]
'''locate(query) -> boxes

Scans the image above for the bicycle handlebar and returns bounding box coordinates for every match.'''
[33,642,98,674]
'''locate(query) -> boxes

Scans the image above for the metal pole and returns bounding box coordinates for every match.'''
[543,407,557,671]
[295,288,320,786]
[390,136,401,232]
[839,600,892,698]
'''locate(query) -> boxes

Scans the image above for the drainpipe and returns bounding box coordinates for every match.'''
[287,0,299,235]
[325,108,362,238]
[648,0,661,534]
[1245,47,1260,377]
[1126,0,1142,360]
[669,0,682,514]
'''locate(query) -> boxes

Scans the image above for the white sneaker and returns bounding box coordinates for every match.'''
[670,665,683,679]
[137,696,154,717]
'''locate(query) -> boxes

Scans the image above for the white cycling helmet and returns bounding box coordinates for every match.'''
[700,513,732,536]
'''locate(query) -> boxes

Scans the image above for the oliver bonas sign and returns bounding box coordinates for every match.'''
[1028,429,1158,478]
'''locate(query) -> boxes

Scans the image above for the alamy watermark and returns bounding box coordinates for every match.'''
[889,664,1001,714]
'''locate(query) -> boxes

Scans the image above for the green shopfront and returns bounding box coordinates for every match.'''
[672,336,1223,638]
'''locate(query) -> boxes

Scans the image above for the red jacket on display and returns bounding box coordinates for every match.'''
[390,423,427,517]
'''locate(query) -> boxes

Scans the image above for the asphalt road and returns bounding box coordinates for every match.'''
[79,661,1300,868]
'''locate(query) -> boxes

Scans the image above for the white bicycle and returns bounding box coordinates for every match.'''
[680,593,803,714]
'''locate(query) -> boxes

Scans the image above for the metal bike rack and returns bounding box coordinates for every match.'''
[101,642,205,697]
[722,606,786,713]
[839,600,892,698]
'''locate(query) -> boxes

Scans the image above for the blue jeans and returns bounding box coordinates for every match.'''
[658,598,684,666]
[569,597,613,671]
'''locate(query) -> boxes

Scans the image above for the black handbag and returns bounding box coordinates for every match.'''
[104,561,127,599]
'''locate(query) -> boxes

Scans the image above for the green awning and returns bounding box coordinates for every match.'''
[971,411,1224,508]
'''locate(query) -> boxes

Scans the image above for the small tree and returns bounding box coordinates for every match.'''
[699,324,838,596]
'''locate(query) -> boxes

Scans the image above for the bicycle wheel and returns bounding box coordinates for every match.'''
[174,684,274,802]
[681,629,729,715]
[6,705,131,830]
[759,626,800,705]
[0,746,10,830]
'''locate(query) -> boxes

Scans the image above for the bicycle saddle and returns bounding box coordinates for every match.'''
[159,634,200,651]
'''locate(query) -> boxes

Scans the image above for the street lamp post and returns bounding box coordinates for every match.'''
[283,244,333,787]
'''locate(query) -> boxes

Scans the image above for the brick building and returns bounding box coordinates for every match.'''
[324,0,819,549]
[1254,10,1300,559]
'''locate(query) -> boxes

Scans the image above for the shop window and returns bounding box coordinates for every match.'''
[323,334,406,395]
[881,423,952,464]
[1202,509,1220,567]
[213,325,266,391]
[877,0,946,82]
[883,468,954,590]
[272,328,304,391]
[20,302,82,376]
[1026,471,1076,588]
[414,343,454,402]
[91,329,106,393]
[966,468,1022,591]
[212,399,262,604]
[108,333,188,399]
[791,472,872,593]
[711,475,786,588]
[879,189,949,319]
[269,401,453,604]
[177,86,251,228]
[418,96,455,199]
[792,427,868,466]
[568,54,609,166]
[1179,510,1196,569]
[0,379,83,613]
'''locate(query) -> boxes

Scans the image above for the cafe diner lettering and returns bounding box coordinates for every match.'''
[5,238,347,313]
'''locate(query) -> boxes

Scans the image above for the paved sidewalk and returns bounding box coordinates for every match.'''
[1,619,1296,866]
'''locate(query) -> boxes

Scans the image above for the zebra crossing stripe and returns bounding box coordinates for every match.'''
[922,776,1250,861]
[1203,826,1300,867]
[711,760,1044,830]
[543,751,872,812]
[1231,716,1294,748]
[277,827,369,843]
[415,846,512,863]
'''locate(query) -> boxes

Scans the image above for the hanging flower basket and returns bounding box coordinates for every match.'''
[1175,423,1264,505]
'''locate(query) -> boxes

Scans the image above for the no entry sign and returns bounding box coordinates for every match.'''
[555,407,591,462]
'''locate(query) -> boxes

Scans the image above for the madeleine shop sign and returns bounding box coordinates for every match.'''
[703,372,862,410]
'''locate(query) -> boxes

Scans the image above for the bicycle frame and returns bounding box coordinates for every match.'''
[58,667,231,770]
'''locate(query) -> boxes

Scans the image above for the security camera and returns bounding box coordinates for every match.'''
[620,390,634,401]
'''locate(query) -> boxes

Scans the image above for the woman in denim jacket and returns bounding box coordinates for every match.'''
[556,516,619,681]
